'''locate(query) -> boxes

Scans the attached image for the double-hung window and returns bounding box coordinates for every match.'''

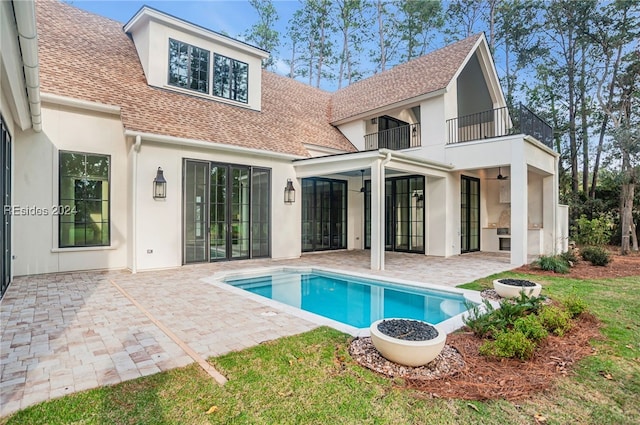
[168,39,210,93]
[213,54,248,103]
[59,152,110,247]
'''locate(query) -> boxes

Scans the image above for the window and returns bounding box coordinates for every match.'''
[59,152,110,247]
[168,39,209,93]
[213,54,248,103]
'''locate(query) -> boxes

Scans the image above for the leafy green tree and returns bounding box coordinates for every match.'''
[335,0,368,88]
[244,0,280,70]
[395,0,444,62]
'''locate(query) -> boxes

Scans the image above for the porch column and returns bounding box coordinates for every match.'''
[542,173,556,255]
[510,142,528,265]
[370,159,385,270]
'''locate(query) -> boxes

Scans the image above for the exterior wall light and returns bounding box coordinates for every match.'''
[153,167,167,199]
[284,178,295,204]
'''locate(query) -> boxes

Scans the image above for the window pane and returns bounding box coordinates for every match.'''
[213,54,248,103]
[59,151,110,248]
[169,39,209,94]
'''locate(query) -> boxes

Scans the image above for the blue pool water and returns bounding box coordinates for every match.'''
[224,269,471,328]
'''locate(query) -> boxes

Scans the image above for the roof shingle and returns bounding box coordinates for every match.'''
[35,0,356,157]
[329,35,482,123]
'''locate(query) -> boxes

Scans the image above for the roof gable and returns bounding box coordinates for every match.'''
[35,0,356,157]
[330,34,483,123]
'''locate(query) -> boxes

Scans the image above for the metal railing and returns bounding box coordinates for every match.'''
[364,123,421,151]
[446,104,554,149]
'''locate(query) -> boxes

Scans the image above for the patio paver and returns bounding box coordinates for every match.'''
[1,251,515,416]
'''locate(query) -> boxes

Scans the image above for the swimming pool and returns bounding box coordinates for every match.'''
[210,268,481,335]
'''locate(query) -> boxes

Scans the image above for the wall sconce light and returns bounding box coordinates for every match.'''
[412,190,424,208]
[284,178,295,204]
[412,125,417,137]
[153,167,167,199]
[371,117,377,124]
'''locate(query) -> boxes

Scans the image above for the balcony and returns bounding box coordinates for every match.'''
[446,104,554,150]
[364,123,421,151]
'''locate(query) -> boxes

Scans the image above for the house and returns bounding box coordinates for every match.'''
[0,0,568,298]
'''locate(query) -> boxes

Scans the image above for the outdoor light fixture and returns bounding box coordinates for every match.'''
[153,167,167,199]
[371,117,377,124]
[284,178,295,204]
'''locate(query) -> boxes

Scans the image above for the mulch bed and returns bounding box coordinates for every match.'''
[350,312,602,401]
[514,250,640,279]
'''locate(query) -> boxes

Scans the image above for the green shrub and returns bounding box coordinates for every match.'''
[464,294,548,338]
[571,214,613,245]
[533,255,570,273]
[463,300,498,338]
[538,306,572,336]
[559,249,578,264]
[513,314,548,341]
[562,293,588,318]
[581,245,612,266]
[479,330,536,360]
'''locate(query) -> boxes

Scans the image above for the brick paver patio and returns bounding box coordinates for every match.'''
[1,250,514,416]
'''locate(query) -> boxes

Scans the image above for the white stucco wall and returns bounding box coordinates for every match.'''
[131,141,300,271]
[129,19,263,111]
[13,103,129,275]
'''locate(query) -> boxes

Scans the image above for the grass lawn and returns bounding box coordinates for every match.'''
[2,272,639,425]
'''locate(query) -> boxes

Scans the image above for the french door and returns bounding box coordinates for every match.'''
[461,176,480,253]
[1,118,11,297]
[301,178,347,252]
[365,175,425,253]
[183,159,270,263]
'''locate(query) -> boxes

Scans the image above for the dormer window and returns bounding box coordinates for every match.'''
[168,39,209,93]
[213,54,248,103]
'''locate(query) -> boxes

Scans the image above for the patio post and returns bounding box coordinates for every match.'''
[510,142,528,265]
[370,158,385,270]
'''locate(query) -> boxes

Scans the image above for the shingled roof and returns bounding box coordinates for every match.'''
[35,0,356,157]
[329,34,482,123]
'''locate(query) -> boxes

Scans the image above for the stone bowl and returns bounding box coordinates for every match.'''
[493,278,542,298]
[369,318,446,367]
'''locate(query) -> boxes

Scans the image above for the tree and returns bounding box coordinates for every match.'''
[592,0,640,253]
[395,0,444,63]
[244,0,280,70]
[335,0,367,88]
[444,0,487,41]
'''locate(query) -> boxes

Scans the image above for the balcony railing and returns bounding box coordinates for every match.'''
[446,104,554,149]
[364,123,421,151]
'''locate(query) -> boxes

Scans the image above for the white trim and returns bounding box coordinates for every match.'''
[123,130,305,160]
[302,143,348,156]
[41,93,121,115]
[523,135,559,158]
[13,0,41,132]
[124,6,269,59]
[50,245,118,253]
[331,89,446,125]
[160,84,257,111]
[293,149,453,172]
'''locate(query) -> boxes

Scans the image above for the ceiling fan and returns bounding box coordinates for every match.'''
[487,167,509,180]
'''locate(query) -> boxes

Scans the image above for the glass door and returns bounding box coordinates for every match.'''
[461,176,480,253]
[229,166,249,259]
[301,178,347,252]
[209,164,227,260]
[1,119,11,297]
[184,160,270,264]
[184,160,209,263]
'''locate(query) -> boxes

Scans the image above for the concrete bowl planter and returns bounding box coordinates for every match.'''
[369,318,446,367]
[493,278,542,298]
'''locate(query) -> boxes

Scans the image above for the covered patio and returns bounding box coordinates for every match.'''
[0,251,514,416]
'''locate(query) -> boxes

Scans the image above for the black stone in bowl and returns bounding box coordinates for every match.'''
[497,278,537,287]
[377,319,438,341]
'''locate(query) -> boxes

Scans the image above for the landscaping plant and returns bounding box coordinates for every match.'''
[580,245,612,266]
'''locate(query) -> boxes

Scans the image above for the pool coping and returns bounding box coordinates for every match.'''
[203,266,496,337]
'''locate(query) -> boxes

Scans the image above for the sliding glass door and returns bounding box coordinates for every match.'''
[183,159,270,263]
[301,178,347,252]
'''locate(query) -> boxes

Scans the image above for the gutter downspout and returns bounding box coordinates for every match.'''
[132,135,142,273]
[13,0,41,132]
